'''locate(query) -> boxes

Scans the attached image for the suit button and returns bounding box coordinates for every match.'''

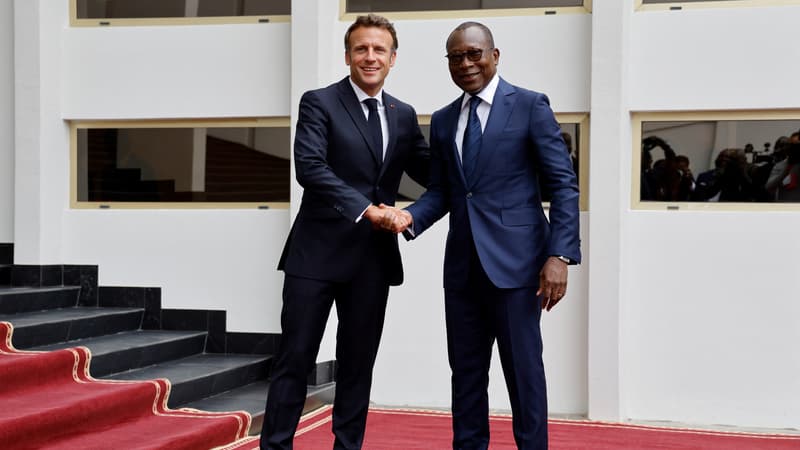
[466,192,473,199]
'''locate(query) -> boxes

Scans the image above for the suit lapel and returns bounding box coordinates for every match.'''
[467,78,516,188]
[337,79,381,166]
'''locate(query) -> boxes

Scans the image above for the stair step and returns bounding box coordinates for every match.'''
[32,330,207,377]
[183,380,269,417]
[0,243,13,265]
[105,353,271,407]
[0,286,80,314]
[0,306,144,349]
[0,265,10,286]
[183,380,335,435]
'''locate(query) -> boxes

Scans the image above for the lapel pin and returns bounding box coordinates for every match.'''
[389,104,395,109]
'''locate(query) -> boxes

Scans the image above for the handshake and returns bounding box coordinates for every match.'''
[365,203,413,234]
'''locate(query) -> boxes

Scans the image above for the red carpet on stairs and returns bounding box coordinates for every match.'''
[0,321,251,450]
[224,405,800,450]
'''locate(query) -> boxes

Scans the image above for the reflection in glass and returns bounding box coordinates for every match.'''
[77,127,290,203]
[75,0,290,19]
[397,122,580,203]
[640,120,800,203]
[346,0,583,13]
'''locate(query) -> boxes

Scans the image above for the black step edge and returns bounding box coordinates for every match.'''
[0,265,10,286]
[167,356,271,406]
[0,243,12,264]
[181,379,336,436]
[108,354,271,407]
[99,287,281,356]
[306,360,337,386]
[8,264,98,306]
[0,286,81,314]
[99,286,161,330]
[8,307,144,349]
[33,330,208,378]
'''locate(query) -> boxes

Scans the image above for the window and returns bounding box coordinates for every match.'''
[71,0,290,26]
[398,113,589,211]
[635,0,799,11]
[71,119,290,208]
[633,111,800,210]
[341,0,590,18]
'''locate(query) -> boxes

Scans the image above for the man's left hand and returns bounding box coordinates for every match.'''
[537,256,569,312]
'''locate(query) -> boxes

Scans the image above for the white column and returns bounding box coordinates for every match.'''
[13,0,69,263]
[290,0,334,220]
[0,0,15,243]
[13,0,43,260]
[587,0,634,421]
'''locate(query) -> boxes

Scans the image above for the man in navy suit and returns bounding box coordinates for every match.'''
[391,22,580,450]
[260,14,429,450]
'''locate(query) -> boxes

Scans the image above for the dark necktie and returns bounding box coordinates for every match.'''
[462,95,482,182]
[364,98,383,160]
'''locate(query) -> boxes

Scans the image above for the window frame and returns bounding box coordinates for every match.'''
[634,0,800,12]
[631,110,800,211]
[339,0,592,21]
[70,117,291,209]
[69,0,290,27]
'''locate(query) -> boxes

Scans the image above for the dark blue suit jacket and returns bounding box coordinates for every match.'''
[279,78,429,286]
[407,78,580,290]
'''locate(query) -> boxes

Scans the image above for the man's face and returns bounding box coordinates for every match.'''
[446,26,499,94]
[345,26,396,97]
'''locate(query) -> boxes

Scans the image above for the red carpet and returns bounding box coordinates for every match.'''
[0,321,251,450]
[224,405,800,449]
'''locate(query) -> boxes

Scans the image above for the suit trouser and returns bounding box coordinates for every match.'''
[260,256,390,450]
[445,242,547,450]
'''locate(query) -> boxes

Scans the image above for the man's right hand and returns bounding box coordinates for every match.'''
[364,204,412,233]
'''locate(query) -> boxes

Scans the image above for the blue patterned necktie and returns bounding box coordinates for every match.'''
[462,95,482,182]
[364,98,383,160]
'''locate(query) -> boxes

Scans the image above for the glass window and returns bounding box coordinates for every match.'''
[345,0,584,13]
[398,114,589,211]
[635,0,798,10]
[72,0,289,25]
[346,0,584,13]
[634,113,800,208]
[641,0,733,4]
[72,120,290,208]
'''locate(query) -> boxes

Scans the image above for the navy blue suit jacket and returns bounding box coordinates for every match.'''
[407,78,580,290]
[279,78,429,286]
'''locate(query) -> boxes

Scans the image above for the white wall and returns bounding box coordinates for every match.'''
[621,3,800,429]
[62,23,291,119]
[0,0,14,243]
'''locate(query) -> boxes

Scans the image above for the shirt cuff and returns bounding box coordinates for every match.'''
[354,203,371,223]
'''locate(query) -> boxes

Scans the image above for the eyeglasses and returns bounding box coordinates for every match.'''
[445,48,492,66]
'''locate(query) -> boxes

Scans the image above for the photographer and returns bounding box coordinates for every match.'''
[692,148,757,202]
[641,136,688,201]
[765,142,800,202]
